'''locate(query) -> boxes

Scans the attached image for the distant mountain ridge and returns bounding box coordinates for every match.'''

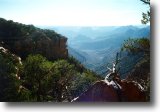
[45,26,150,77]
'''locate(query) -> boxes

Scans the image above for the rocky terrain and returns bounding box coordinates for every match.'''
[72,79,146,102]
[0,18,68,60]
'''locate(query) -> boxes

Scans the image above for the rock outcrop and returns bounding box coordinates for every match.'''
[72,79,146,102]
[72,80,120,102]
[0,18,68,60]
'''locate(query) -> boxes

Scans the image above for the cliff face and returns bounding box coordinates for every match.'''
[0,18,68,60]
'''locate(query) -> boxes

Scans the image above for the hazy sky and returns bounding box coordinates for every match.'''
[0,0,149,26]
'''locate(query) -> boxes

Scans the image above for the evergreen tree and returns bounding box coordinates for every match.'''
[21,54,53,101]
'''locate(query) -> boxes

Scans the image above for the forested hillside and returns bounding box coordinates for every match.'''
[0,0,150,103]
[0,18,68,60]
[0,18,102,102]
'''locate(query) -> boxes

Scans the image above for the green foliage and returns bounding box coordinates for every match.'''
[20,54,53,101]
[0,18,67,60]
[67,56,85,73]
[121,38,150,56]
[42,29,64,41]
[140,0,150,24]
[49,60,76,101]
[141,11,150,24]
[16,54,101,102]
[0,48,20,101]
[49,59,101,101]
[0,18,101,102]
[121,37,150,101]
[70,70,99,97]
[118,1,151,101]
[0,17,64,41]
[0,18,36,38]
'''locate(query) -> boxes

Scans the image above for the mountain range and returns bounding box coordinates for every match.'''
[41,25,150,78]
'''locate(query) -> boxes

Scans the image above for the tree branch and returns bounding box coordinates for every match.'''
[140,0,150,5]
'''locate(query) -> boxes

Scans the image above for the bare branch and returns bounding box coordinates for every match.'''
[140,0,150,5]
[107,67,112,72]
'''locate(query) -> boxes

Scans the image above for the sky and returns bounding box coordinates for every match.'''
[0,0,149,26]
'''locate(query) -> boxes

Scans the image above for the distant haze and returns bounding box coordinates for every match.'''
[48,25,150,76]
[0,0,149,26]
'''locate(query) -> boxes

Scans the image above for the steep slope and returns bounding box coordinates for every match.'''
[65,26,150,76]
[0,18,68,60]
[68,46,86,63]
[0,46,22,101]
[0,18,104,102]
[37,26,150,79]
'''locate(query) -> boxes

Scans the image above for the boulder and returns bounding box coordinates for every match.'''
[72,79,146,102]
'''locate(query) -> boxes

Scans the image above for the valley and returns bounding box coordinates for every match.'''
[48,26,150,77]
